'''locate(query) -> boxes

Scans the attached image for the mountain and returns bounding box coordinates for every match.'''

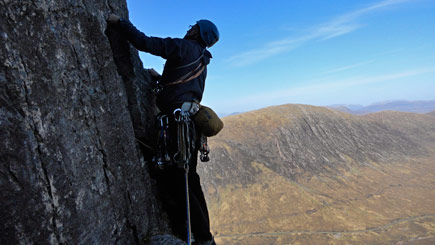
[329,100,435,114]
[198,104,435,244]
[219,111,243,118]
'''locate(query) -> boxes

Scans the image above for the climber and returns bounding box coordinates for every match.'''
[107,14,219,245]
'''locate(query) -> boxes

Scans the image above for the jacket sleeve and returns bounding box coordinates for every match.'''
[117,19,181,60]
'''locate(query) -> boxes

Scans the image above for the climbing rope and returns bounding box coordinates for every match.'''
[173,108,196,245]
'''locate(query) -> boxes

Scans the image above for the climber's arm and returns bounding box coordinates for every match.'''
[108,16,181,60]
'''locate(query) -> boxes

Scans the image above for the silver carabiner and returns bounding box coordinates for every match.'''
[173,108,182,122]
[157,114,168,128]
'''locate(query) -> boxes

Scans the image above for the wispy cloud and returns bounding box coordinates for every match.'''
[322,59,376,74]
[227,0,412,67]
[221,66,435,108]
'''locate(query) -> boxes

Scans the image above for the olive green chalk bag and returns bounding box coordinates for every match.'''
[192,105,224,137]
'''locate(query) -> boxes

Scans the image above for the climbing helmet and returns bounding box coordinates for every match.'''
[196,20,219,48]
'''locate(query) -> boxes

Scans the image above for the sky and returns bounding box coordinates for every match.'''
[125,0,435,114]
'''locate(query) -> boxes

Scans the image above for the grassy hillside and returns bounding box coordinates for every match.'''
[198,104,435,244]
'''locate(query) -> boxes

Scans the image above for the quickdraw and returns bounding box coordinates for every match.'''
[152,114,171,169]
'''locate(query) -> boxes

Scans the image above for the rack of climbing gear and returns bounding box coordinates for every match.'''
[173,108,196,168]
[152,114,172,169]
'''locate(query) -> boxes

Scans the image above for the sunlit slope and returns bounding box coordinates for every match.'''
[198,104,435,244]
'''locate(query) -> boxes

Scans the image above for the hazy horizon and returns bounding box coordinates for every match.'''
[217,99,435,117]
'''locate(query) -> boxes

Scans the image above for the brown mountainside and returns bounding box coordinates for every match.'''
[198,104,435,244]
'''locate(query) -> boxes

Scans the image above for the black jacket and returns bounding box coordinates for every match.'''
[117,19,212,112]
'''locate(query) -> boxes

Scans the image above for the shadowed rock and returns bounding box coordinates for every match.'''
[0,0,176,244]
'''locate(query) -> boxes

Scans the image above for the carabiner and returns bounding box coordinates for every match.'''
[173,108,182,122]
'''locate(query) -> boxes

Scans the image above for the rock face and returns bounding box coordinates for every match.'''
[0,1,170,244]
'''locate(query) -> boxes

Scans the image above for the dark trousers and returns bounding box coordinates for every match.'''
[153,113,213,242]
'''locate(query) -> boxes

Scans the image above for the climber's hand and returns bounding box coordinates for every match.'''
[107,14,120,24]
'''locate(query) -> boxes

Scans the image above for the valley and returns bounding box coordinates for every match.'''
[198,104,435,244]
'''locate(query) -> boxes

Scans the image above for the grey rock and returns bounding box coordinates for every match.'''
[0,0,173,244]
[148,234,186,245]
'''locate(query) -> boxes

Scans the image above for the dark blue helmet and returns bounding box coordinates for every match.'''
[197,20,219,48]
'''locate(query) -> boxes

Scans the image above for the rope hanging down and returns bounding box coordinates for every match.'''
[173,108,196,244]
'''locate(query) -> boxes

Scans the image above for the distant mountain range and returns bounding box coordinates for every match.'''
[328,99,435,114]
[199,103,435,244]
[219,100,435,118]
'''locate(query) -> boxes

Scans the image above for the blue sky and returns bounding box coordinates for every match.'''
[125,0,435,114]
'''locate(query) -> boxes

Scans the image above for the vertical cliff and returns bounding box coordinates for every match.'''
[0,1,172,244]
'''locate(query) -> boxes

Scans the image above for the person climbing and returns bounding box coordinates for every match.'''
[107,14,220,245]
